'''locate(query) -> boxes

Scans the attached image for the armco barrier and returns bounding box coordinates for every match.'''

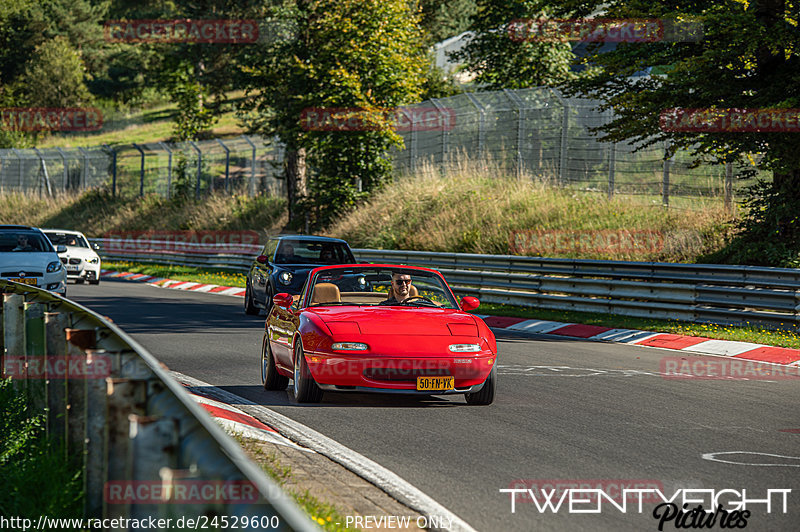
[91,239,800,330]
[1,280,316,530]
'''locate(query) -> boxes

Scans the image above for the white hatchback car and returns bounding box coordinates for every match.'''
[42,229,102,285]
[0,225,67,295]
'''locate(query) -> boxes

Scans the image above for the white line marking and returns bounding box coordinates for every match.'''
[701,451,800,467]
[173,372,477,532]
[682,340,764,357]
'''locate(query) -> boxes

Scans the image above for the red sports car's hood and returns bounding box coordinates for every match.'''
[307,305,478,336]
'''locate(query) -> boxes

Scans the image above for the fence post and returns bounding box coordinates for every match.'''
[12,148,24,190]
[724,162,733,214]
[78,147,90,191]
[216,139,231,193]
[430,99,449,171]
[32,148,53,196]
[189,141,202,198]
[57,147,69,192]
[132,143,145,197]
[465,92,485,159]
[158,142,172,199]
[662,141,671,206]
[241,135,257,196]
[103,145,117,197]
[608,143,616,199]
[504,89,526,179]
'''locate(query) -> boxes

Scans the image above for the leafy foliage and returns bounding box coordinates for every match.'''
[451,0,576,88]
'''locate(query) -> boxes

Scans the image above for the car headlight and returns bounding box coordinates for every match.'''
[46,261,62,273]
[332,342,369,351]
[279,271,293,285]
[85,257,99,264]
[448,343,481,352]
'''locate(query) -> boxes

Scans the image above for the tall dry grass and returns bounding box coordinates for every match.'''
[0,190,286,237]
[327,157,737,262]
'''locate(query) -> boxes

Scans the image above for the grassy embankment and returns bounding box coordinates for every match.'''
[0,378,83,519]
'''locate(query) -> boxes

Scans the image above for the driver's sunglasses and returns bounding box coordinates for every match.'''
[394,279,412,285]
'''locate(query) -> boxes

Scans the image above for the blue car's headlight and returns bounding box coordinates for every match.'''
[279,271,293,285]
[46,261,62,273]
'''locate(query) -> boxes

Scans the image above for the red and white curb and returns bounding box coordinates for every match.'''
[101,269,245,297]
[102,269,800,368]
[475,315,800,368]
[184,385,314,453]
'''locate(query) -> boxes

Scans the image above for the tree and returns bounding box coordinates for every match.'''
[534,0,800,265]
[18,37,93,108]
[450,0,576,89]
[237,0,428,226]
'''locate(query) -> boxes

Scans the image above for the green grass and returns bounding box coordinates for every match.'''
[475,302,800,349]
[0,378,83,518]
[234,436,361,532]
[104,261,246,288]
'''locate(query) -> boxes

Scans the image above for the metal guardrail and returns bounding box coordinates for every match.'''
[1,280,316,530]
[91,238,800,330]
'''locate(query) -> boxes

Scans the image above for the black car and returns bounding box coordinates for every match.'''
[244,235,356,315]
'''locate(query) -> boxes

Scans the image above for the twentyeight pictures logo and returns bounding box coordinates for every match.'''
[104,20,259,43]
[0,108,103,131]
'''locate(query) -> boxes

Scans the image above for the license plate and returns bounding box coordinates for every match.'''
[66,266,79,271]
[416,376,454,391]
[8,278,37,285]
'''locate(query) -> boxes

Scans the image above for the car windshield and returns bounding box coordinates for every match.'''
[305,267,459,309]
[44,232,89,248]
[273,240,354,265]
[0,231,52,253]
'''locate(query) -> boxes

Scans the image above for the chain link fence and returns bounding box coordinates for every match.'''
[0,135,285,199]
[0,89,771,204]
[393,88,771,205]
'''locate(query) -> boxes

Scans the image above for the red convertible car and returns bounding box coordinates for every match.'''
[260,264,497,404]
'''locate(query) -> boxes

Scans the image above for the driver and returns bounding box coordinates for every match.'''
[381,272,412,304]
[13,235,34,251]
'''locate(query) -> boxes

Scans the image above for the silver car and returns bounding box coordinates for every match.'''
[0,225,67,296]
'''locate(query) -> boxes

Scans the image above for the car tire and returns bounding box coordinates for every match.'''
[244,281,260,316]
[292,342,323,403]
[264,284,274,314]
[465,365,496,405]
[261,334,288,391]
[89,278,100,285]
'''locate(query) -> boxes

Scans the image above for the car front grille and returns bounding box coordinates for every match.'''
[68,258,81,265]
[2,271,43,277]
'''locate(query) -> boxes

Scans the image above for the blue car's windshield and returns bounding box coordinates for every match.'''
[274,240,354,265]
[0,231,53,253]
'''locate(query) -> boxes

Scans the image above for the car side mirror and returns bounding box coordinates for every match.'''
[56,245,67,253]
[273,293,293,309]
[256,255,268,264]
[460,296,480,311]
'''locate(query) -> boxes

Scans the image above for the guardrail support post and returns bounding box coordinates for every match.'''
[24,301,46,413]
[45,311,69,447]
[4,293,25,393]
[129,414,179,520]
[105,378,148,523]
[86,348,110,518]
[65,328,95,474]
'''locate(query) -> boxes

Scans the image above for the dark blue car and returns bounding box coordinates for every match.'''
[244,235,356,315]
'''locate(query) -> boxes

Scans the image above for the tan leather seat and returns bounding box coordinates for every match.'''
[386,284,418,301]
[311,282,341,304]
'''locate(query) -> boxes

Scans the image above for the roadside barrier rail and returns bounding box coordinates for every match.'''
[91,239,800,329]
[0,280,315,530]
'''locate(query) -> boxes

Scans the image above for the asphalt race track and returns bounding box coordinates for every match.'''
[69,279,800,532]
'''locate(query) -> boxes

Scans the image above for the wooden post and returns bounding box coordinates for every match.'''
[45,311,68,446]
